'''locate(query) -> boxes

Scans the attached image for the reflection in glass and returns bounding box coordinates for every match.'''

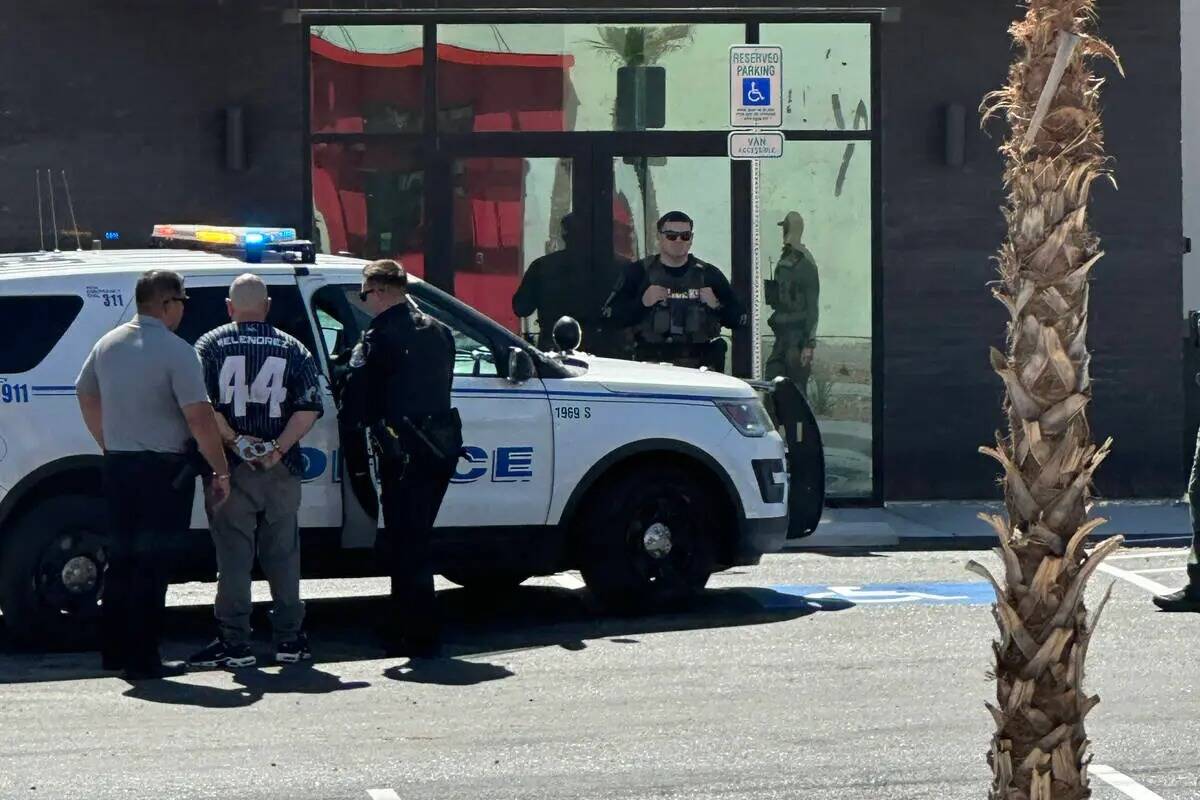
[310,143,426,275]
[310,26,425,133]
[438,24,743,132]
[613,156,733,370]
[450,156,625,349]
[760,23,871,131]
[759,142,872,497]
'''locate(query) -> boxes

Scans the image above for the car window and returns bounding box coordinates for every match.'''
[310,284,369,368]
[174,284,318,355]
[435,308,500,378]
[406,295,499,378]
[0,295,84,373]
[315,308,343,356]
[317,283,500,378]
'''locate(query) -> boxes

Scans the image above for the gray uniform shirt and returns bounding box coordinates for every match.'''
[75,314,210,453]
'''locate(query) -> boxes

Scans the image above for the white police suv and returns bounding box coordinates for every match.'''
[0,226,822,646]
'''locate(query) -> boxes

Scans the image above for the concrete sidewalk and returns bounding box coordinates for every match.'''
[796,499,1194,549]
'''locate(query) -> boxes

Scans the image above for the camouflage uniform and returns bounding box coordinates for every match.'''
[764,244,820,392]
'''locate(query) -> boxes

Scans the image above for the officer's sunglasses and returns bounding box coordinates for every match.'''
[165,294,188,305]
[358,288,377,302]
[661,231,693,242]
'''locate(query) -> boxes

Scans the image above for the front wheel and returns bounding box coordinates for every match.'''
[0,495,110,648]
[578,463,719,614]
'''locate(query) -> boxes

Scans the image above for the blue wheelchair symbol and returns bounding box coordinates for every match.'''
[742,78,770,107]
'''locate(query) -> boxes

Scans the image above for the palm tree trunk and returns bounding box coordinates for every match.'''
[975,2,1124,798]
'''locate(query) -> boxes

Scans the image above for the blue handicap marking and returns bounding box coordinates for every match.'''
[762,581,995,609]
[742,78,770,107]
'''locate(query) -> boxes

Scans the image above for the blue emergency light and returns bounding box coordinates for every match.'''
[150,224,314,264]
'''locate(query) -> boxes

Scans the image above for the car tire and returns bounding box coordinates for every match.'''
[578,463,719,615]
[442,571,531,593]
[0,494,110,649]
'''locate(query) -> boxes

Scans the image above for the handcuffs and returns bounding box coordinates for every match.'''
[233,434,280,464]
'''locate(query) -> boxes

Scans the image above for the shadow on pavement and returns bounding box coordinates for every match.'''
[123,664,370,707]
[0,583,850,687]
[384,658,514,686]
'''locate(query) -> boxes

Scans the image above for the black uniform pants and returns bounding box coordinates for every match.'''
[377,453,453,646]
[1184,429,1200,586]
[101,451,194,669]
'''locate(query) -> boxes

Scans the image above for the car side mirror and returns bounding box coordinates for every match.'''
[507,347,536,384]
[552,316,582,353]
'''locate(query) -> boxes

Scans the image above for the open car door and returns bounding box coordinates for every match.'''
[753,377,825,538]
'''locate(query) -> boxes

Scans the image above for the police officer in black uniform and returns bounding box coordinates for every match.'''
[339,259,459,658]
[512,212,625,356]
[602,211,744,371]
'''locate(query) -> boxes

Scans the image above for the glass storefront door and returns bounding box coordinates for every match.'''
[307,16,879,500]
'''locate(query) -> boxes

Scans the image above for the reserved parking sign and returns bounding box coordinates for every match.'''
[729,45,783,128]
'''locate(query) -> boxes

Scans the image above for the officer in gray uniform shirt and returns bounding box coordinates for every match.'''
[76,270,230,680]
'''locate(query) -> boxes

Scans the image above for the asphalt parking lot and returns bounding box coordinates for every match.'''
[1,544,1197,800]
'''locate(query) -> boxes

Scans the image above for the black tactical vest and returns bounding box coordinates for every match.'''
[637,259,723,345]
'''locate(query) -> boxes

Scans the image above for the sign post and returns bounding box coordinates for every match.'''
[729,45,784,379]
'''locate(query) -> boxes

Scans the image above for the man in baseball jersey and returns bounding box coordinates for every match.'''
[188,274,324,667]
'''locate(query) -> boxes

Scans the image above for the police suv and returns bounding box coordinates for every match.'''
[0,226,823,646]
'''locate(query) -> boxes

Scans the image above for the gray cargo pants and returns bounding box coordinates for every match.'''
[209,462,304,645]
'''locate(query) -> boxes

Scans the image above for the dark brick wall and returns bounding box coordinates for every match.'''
[0,1,1182,500]
[0,1,304,253]
[872,0,1183,499]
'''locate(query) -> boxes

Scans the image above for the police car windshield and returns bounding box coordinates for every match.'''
[411,282,577,379]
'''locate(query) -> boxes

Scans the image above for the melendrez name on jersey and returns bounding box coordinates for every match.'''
[216,335,288,348]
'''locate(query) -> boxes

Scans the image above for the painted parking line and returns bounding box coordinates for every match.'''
[1095,562,1173,596]
[1107,549,1189,561]
[1127,567,1187,575]
[367,790,401,800]
[1091,765,1166,800]
[764,582,994,608]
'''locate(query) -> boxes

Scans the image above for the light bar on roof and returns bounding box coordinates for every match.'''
[151,224,297,248]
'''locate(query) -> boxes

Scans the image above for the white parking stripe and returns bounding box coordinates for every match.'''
[1095,562,1173,595]
[552,571,586,590]
[1128,567,1188,575]
[1106,549,1189,561]
[1091,764,1166,800]
[367,789,401,800]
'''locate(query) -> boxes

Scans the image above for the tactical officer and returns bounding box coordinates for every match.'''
[339,259,459,658]
[602,210,744,371]
[764,211,821,394]
[75,270,231,680]
[1154,349,1200,611]
[188,274,325,668]
[512,212,624,356]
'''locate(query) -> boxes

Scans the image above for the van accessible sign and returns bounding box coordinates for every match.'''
[727,130,784,160]
[729,45,783,128]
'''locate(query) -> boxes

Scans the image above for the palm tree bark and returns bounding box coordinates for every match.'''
[975,1,1123,798]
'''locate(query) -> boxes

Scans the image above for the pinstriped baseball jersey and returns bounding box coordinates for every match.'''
[195,321,324,475]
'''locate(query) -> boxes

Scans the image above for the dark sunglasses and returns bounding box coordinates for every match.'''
[661,231,693,242]
[358,288,377,302]
[166,295,188,304]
